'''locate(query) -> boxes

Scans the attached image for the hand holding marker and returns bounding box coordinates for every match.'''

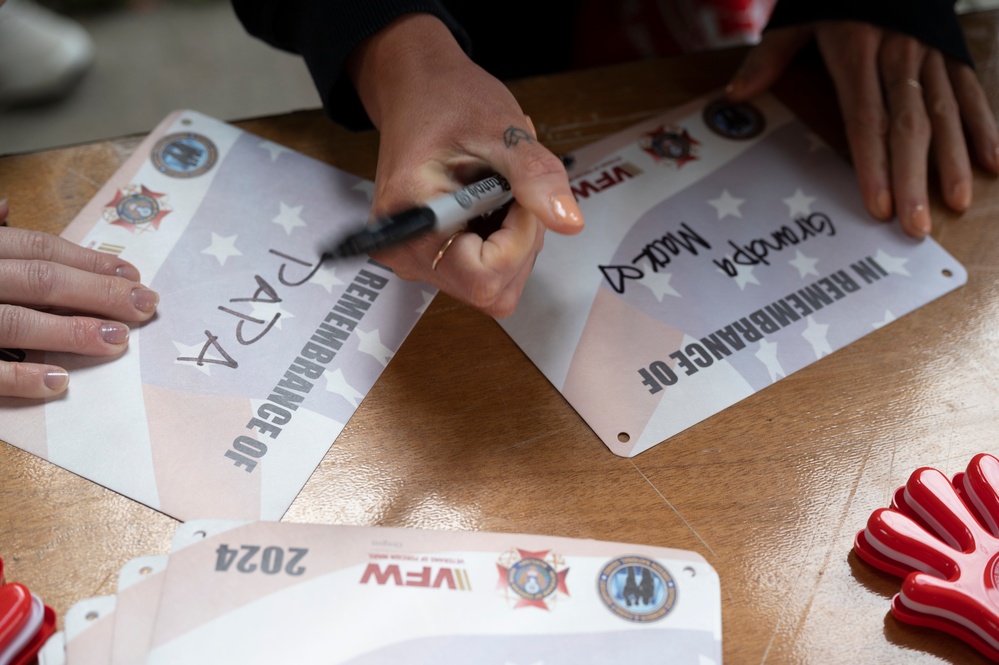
[322,174,513,259]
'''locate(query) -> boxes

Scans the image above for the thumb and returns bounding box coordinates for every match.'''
[726,25,814,100]
[488,124,584,236]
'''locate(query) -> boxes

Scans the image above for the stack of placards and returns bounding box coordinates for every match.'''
[38,521,721,664]
[0,556,56,665]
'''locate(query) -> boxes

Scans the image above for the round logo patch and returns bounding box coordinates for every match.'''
[103,185,171,233]
[115,191,160,225]
[638,125,699,167]
[703,99,765,140]
[508,558,559,601]
[598,556,677,622]
[151,132,218,178]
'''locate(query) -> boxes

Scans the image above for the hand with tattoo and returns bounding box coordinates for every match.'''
[0,199,159,398]
[347,14,584,317]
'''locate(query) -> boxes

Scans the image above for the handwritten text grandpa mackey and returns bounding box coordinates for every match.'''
[600,211,836,294]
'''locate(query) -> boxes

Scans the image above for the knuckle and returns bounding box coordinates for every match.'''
[517,150,565,180]
[8,362,37,396]
[82,248,111,275]
[26,229,58,261]
[24,260,58,300]
[845,106,888,138]
[929,94,958,120]
[893,108,931,137]
[68,316,98,350]
[487,298,516,319]
[879,34,922,65]
[96,274,123,311]
[467,275,503,310]
[0,305,27,345]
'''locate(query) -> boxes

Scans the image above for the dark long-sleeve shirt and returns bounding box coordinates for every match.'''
[230,0,971,130]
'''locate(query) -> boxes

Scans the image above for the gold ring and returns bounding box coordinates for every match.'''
[432,231,465,271]
[892,77,922,92]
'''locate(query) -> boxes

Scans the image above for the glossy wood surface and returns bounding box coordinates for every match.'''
[3,12,999,664]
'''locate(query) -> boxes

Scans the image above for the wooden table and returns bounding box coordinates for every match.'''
[3,11,999,664]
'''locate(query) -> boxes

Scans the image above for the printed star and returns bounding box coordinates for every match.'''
[250,301,294,330]
[272,202,307,235]
[802,315,832,358]
[789,250,820,278]
[201,233,242,266]
[707,189,745,220]
[417,290,435,315]
[874,249,911,277]
[755,338,785,382]
[324,368,364,406]
[783,188,816,219]
[173,340,215,376]
[873,310,897,329]
[644,271,681,301]
[353,181,375,201]
[309,264,344,294]
[259,140,292,162]
[356,328,393,367]
[805,132,827,152]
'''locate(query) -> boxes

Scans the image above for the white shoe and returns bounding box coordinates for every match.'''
[0,0,95,106]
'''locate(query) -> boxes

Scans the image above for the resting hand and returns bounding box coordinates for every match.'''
[348,14,584,317]
[0,201,159,399]
[727,21,999,238]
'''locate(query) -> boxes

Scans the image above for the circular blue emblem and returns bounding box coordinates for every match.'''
[508,558,558,601]
[115,192,160,225]
[151,132,218,178]
[598,556,677,622]
[642,130,691,160]
[703,99,765,140]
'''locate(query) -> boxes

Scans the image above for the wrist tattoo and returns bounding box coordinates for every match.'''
[503,126,533,148]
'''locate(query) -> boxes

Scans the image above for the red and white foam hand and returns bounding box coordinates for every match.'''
[855,453,999,660]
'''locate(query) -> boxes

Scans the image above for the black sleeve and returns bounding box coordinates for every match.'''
[230,1,470,129]
[765,0,972,67]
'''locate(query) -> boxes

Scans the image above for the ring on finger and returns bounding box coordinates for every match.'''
[890,77,923,92]
[432,231,465,271]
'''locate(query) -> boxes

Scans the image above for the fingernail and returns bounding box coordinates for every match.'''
[952,181,972,211]
[115,264,141,282]
[44,369,69,392]
[100,322,130,345]
[551,194,584,230]
[131,287,159,313]
[875,190,892,219]
[911,204,931,237]
[724,82,736,96]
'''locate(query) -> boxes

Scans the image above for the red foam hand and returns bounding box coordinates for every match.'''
[0,555,57,665]
[0,584,31,654]
[855,453,999,660]
[8,605,55,665]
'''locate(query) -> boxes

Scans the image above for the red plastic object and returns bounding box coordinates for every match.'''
[0,584,31,654]
[854,453,999,660]
[9,604,56,665]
